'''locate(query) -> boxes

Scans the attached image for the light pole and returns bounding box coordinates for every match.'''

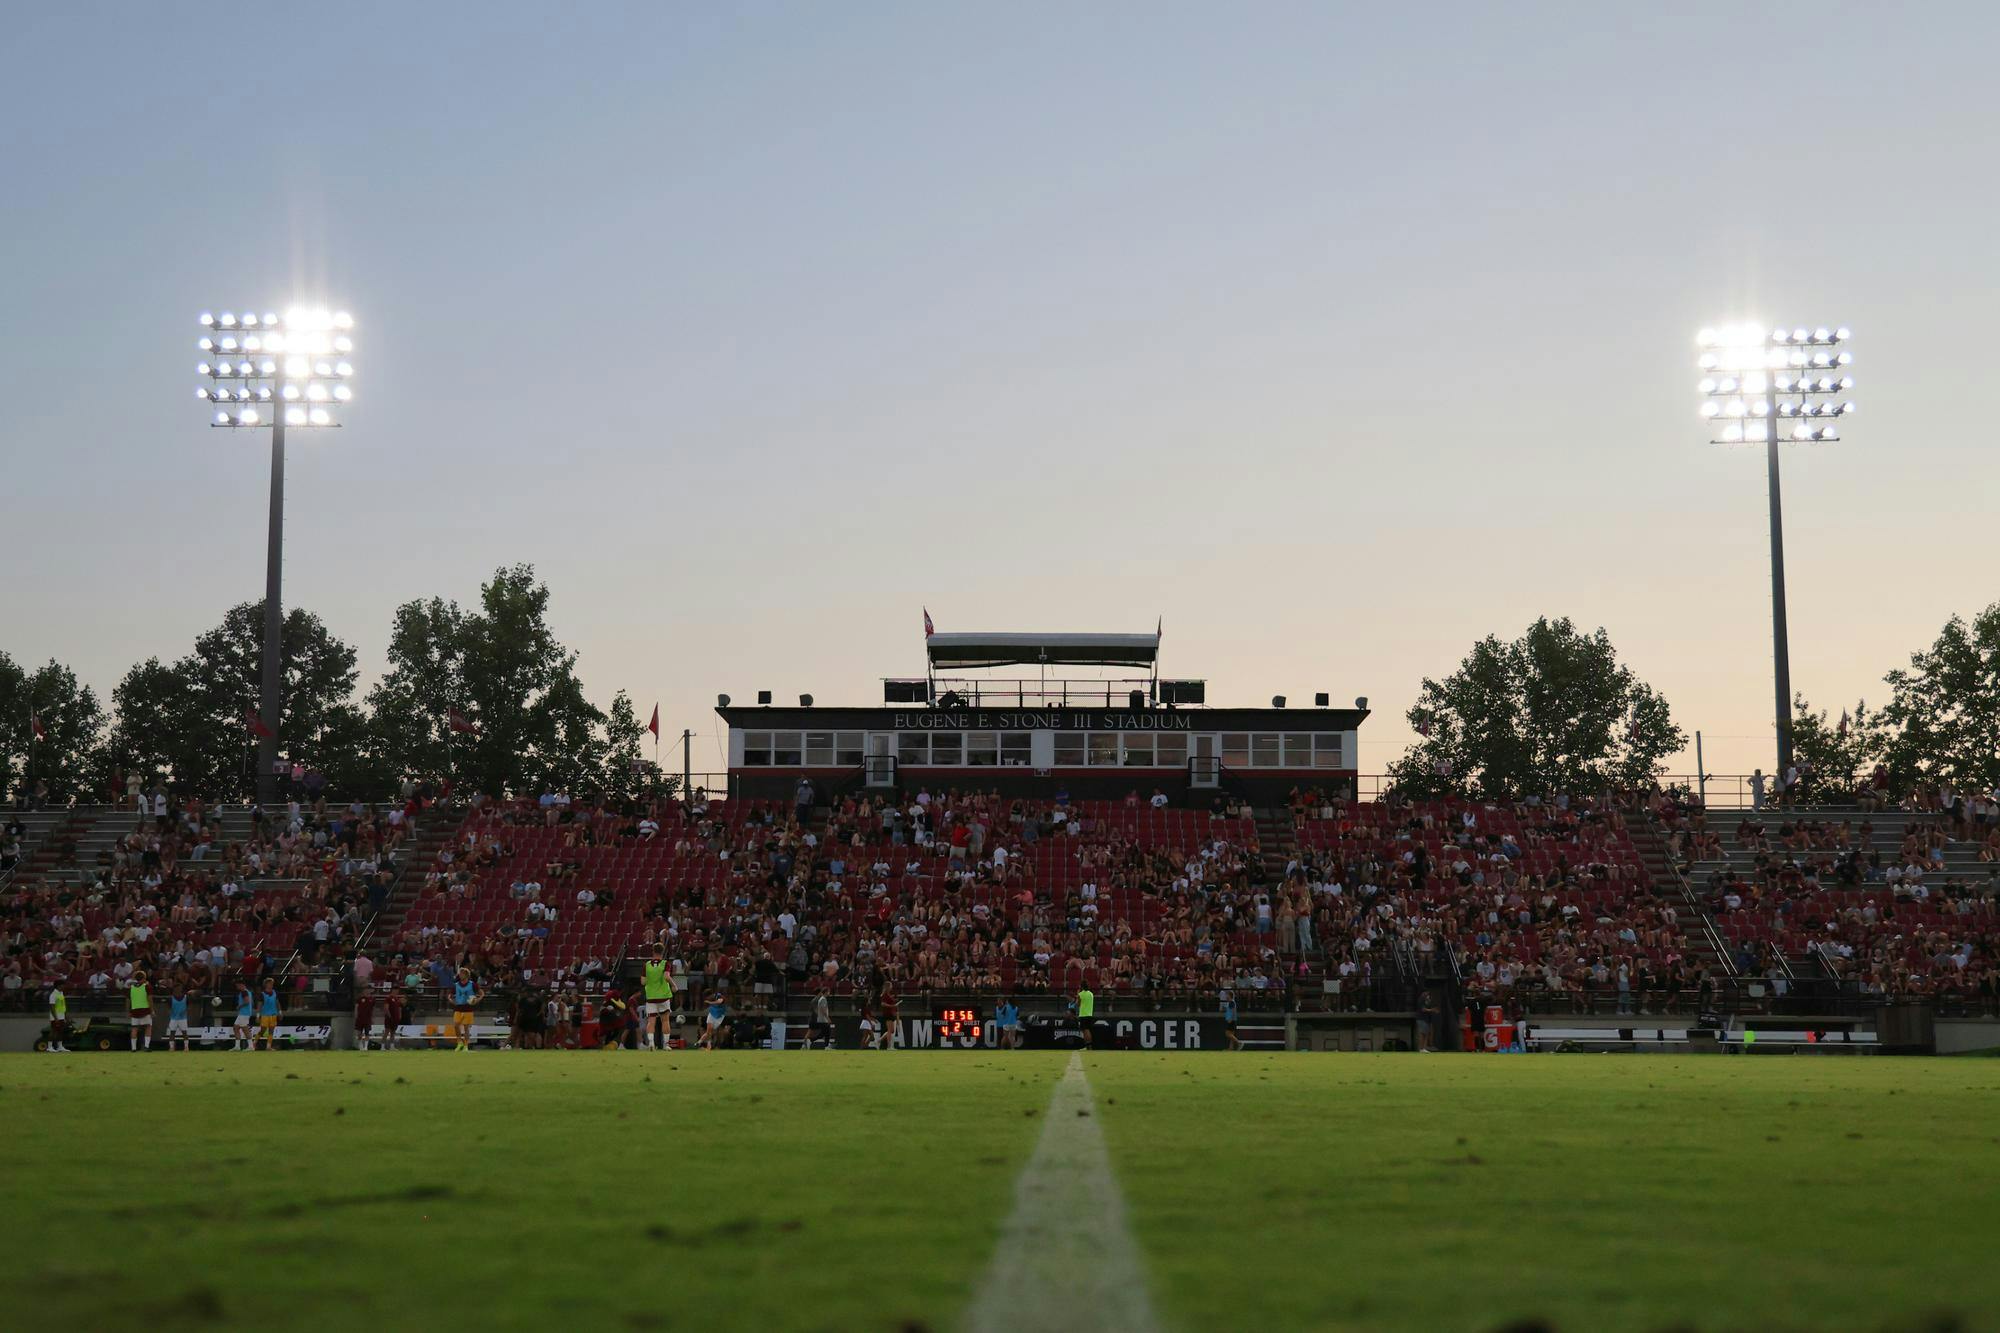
[1696,321,1854,778]
[194,305,355,805]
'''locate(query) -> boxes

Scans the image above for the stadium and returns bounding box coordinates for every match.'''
[6,7,2000,1333]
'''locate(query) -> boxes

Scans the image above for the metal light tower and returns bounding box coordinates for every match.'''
[1696,321,1854,778]
[193,305,355,805]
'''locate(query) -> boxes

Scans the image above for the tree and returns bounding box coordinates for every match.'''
[102,602,366,796]
[0,654,106,803]
[1388,617,1684,799]
[1873,602,2000,795]
[368,565,605,797]
[599,690,650,802]
[1787,695,1884,797]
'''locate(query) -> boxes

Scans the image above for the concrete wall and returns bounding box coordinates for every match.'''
[1935,1018,2000,1055]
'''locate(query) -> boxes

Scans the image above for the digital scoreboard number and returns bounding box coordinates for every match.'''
[934,1006,983,1041]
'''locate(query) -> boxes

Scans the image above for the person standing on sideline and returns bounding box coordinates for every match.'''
[354,986,376,1051]
[233,983,254,1050]
[46,982,68,1052]
[128,969,154,1051]
[165,986,192,1052]
[1222,993,1241,1051]
[257,976,282,1050]
[994,998,1021,1050]
[641,945,675,1050]
[877,984,899,1049]
[1075,984,1095,1047]
[810,989,833,1049]
[451,968,480,1051]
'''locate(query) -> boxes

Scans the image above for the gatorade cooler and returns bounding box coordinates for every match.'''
[1482,1027,1499,1051]
[1494,1021,1517,1051]
[1459,1008,1473,1052]
[1484,1004,1505,1027]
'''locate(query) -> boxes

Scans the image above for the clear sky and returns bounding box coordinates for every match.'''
[3,2,1993,782]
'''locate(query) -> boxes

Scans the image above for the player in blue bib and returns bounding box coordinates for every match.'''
[994,1000,1021,1050]
[450,969,481,1051]
[233,985,253,1051]
[166,990,193,1052]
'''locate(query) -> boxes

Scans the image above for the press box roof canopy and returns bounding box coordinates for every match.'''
[924,631,1160,671]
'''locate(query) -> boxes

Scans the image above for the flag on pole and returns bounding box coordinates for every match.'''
[647,704,661,740]
[448,708,478,735]
[30,712,47,742]
[1415,713,1433,738]
[243,707,273,740]
[923,608,934,639]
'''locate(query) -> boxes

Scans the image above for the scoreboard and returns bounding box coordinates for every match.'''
[934,1006,983,1041]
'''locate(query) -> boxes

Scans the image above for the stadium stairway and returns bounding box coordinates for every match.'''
[3,806,89,889]
[1630,816,1734,979]
[359,813,459,949]
[1252,806,1295,884]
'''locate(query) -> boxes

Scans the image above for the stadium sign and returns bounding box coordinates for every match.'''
[882,1015,1224,1050]
[891,710,1195,731]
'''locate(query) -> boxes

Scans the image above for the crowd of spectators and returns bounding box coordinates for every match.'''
[1285,785,1700,1014]
[0,789,415,1005]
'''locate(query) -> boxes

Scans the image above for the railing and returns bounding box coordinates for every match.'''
[907,676,1164,709]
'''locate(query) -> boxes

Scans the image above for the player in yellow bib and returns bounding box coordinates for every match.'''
[640,945,674,1051]
[1076,985,1096,1048]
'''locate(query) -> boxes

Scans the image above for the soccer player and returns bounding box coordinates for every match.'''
[598,985,630,1050]
[877,983,899,1050]
[165,986,192,1052]
[994,998,1020,1050]
[1075,984,1095,1048]
[1222,993,1241,1051]
[382,985,405,1050]
[354,986,376,1051]
[857,1004,878,1051]
[257,976,282,1050]
[701,992,729,1050]
[640,945,674,1051]
[46,982,68,1052]
[128,968,154,1051]
[232,982,254,1050]
[451,968,480,1051]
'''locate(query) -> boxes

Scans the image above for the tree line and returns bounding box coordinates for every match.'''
[6,583,1992,807]
[0,564,660,805]
[1388,604,1998,801]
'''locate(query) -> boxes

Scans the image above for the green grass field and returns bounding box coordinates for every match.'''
[4,1051,1995,1332]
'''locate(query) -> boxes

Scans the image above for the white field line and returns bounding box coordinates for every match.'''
[961,1052,1160,1333]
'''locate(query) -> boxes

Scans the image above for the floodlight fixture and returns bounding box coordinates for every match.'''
[185,300,356,806]
[1694,319,1858,777]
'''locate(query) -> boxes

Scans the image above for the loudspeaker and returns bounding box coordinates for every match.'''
[1271,695,1287,708]
[1314,692,1330,707]
[756,690,772,706]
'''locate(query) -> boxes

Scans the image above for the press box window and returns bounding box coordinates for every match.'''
[1054,734,1085,766]
[805,732,835,766]
[1314,735,1345,768]
[930,733,964,766]
[968,732,999,766]
[773,732,804,767]
[899,734,929,765]
[1087,733,1119,766]
[1001,734,1032,766]
[744,732,773,766]
[1251,734,1281,767]
[1156,734,1188,766]
[1122,736,1154,766]
[1284,734,1314,768]
[836,732,865,766]
[1222,733,1250,768]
